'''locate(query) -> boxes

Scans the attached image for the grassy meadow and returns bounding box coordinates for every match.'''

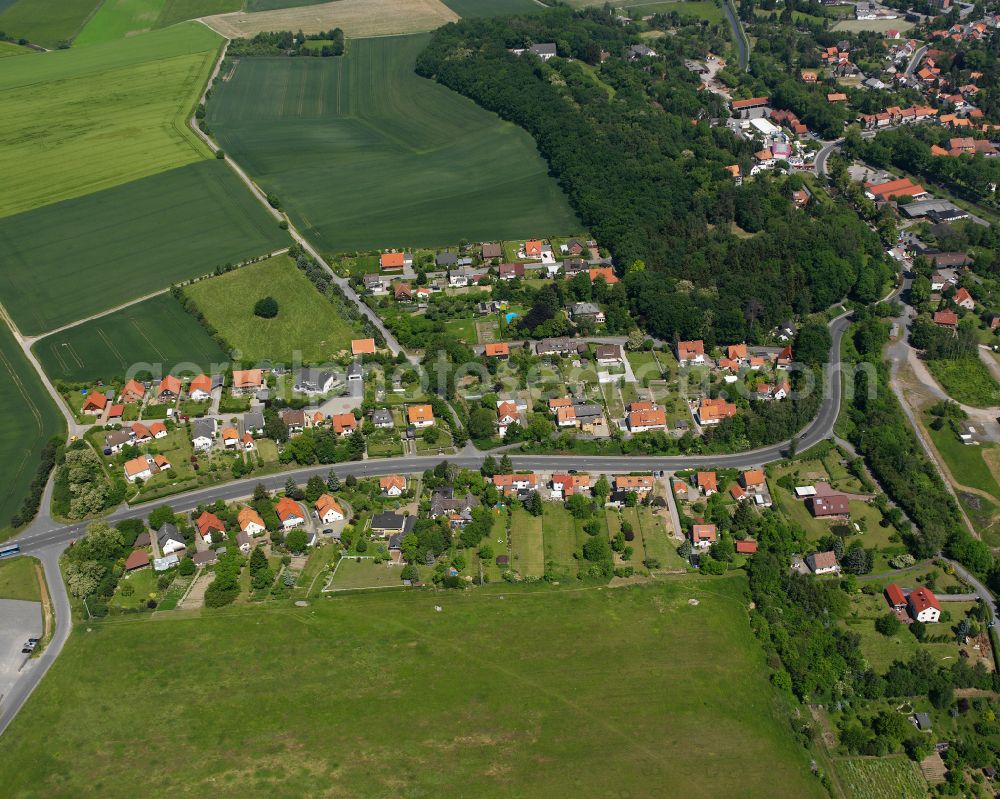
[0,23,221,218]
[0,160,288,335]
[207,35,579,254]
[0,40,33,57]
[0,0,101,48]
[33,294,228,383]
[926,357,1000,407]
[156,0,242,26]
[0,577,824,799]
[0,556,41,602]
[183,255,362,363]
[0,325,65,532]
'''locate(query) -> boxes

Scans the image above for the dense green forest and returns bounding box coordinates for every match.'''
[416,9,893,344]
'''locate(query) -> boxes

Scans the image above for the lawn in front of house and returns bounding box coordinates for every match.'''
[0,577,825,799]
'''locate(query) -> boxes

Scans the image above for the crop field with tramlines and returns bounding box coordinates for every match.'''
[33,294,228,384]
[0,325,64,533]
[206,34,579,254]
[0,160,288,336]
[0,23,221,218]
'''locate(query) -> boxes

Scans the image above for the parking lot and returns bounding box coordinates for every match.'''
[0,599,42,706]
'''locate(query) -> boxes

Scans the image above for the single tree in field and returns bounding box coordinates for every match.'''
[253,296,279,318]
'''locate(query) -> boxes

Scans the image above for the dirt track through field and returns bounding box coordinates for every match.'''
[202,0,458,39]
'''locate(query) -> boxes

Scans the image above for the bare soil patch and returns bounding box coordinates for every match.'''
[202,0,458,38]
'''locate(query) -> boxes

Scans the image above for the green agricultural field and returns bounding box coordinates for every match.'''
[75,0,168,46]
[0,556,40,601]
[0,0,101,48]
[156,0,242,27]
[245,0,330,9]
[0,23,221,218]
[33,294,228,383]
[0,40,32,57]
[0,578,824,799]
[0,325,65,532]
[0,160,287,336]
[207,35,579,255]
[837,755,927,799]
[439,0,543,16]
[184,255,362,363]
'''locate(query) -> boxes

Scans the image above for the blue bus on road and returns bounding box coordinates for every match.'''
[0,543,21,559]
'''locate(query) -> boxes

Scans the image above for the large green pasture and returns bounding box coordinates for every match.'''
[0,578,823,799]
[184,254,361,363]
[0,325,64,532]
[0,23,221,218]
[34,294,228,383]
[0,160,287,336]
[207,35,579,255]
[0,0,101,48]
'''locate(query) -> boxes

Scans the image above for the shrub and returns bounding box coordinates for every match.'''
[179,557,195,576]
[254,296,279,318]
[875,612,902,637]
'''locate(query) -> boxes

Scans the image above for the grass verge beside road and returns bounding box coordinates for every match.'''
[0,556,41,602]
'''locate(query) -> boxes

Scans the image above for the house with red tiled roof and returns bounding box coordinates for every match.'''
[696,471,718,495]
[380,252,408,271]
[231,369,265,395]
[551,473,590,498]
[735,539,757,554]
[157,375,181,399]
[122,379,145,403]
[696,398,736,426]
[953,287,975,310]
[196,511,225,544]
[351,338,376,356]
[885,583,907,610]
[907,587,941,623]
[380,475,406,496]
[149,421,167,439]
[407,404,434,428]
[691,524,717,548]
[238,507,266,536]
[484,342,510,359]
[933,310,958,329]
[331,413,357,436]
[677,340,705,366]
[81,392,107,414]
[275,497,305,530]
[588,267,618,285]
[315,493,345,524]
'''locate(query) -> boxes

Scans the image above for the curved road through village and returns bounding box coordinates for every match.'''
[0,309,854,736]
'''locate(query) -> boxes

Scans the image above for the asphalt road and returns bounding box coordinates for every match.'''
[14,311,854,556]
[813,138,844,176]
[0,546,70,737]
[0,309,852,738]
[722,0,749,70]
